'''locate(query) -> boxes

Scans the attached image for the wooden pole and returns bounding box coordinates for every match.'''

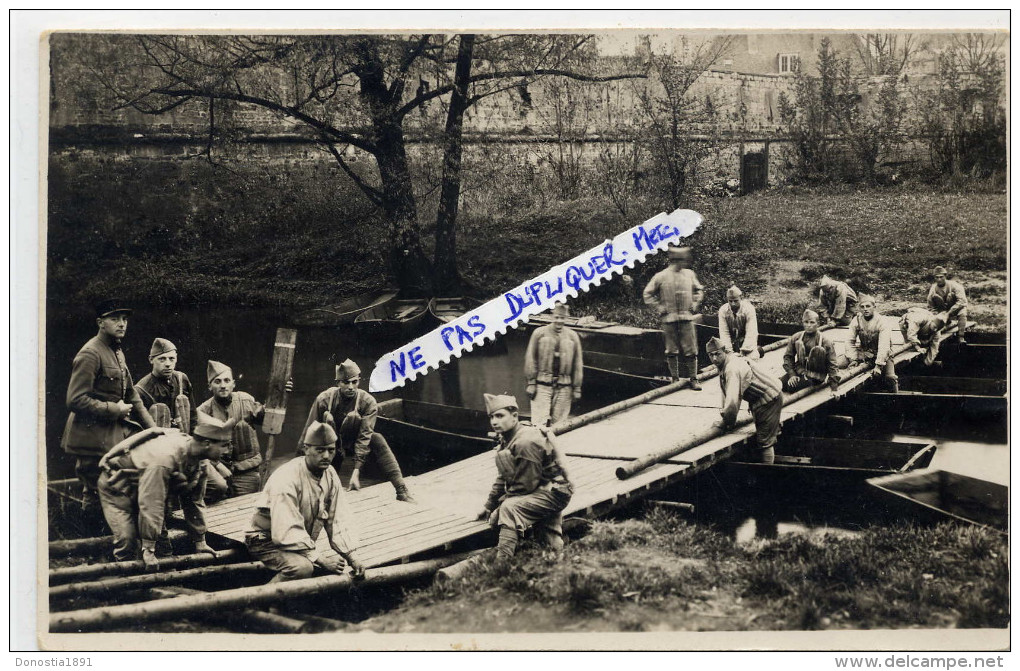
[146,586,315,634]
[551,328,821,437]
[260,328,297,488]
[49,529,188,558]
[49,552,473,632]
[49,548,246,585]
[49,562,269,600]
[615,345,913,480]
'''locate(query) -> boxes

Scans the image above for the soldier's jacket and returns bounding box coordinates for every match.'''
[197,392,265,473]
[484,422,571,512]
[717,354,784,426]
[643,267,704,323]
[819,281,858,321]
[718,300,759,354]
[300,387,378,468]
[848,313,892,366]
[783,330,839,382]
[525,324,584,389]
[135,370,199,432]
[927,280,968,317]
[61,333,155,456]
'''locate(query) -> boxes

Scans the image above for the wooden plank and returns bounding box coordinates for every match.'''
[262,328,297,435]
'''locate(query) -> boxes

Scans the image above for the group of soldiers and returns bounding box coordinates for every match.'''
[59,258,969,579]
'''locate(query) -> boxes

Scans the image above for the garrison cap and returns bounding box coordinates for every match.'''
[932,312,948,328]
[933,266,947,276]
[552,303,569,317]
[207,360,232,384]
[726,285,743,299]
[857,294,876,306]
[95,298,133,319]
[484,393,518,415]
[705,336,725,354]
[802,308,820,321]
[335,358,361,381]
[149,338,177,359]
[193,412,237,442]
[667,246,692,260]
[303,420,338,447]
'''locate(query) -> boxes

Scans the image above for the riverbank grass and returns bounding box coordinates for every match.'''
[351,510,1008,633]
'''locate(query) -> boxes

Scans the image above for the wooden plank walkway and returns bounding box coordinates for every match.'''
[196,322,923,567]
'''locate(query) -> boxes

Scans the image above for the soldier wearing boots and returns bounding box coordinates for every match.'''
[643,246,704,389]
[927,266,969,344]
[847,295,899,392]
[476,393,573,561]
[246,421,365,583]
[706,337,784,465]
[96,412,231,569]
[197,360,289,497]
[781,309,840,392]
[717,285,760,359]
[61,298,156,528]
[525,303,583,427]
[299,359,415,503]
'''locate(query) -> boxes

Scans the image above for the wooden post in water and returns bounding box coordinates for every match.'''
[260,328,297,488]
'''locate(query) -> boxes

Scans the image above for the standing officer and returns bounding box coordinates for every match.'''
[61,298,156,524]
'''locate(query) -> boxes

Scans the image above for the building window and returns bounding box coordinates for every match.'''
[778,53,800,73]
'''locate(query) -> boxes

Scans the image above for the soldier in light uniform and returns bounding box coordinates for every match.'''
[899,307,947,367]
[781,309,840,392]
[525,303,584,427]
[846,295,898,392]
[717,285,760,359]
[643,246,705,388]
[61,298,156,524]
[476,393,573,561]
[927,265,969,345]
[96,412,232,569]
[246,421,365,583]
[817,275,858,327]
[705,337,784,465]
[299,359,414,502]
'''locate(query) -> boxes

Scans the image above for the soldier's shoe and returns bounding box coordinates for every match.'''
[956,336,968,345]
[155,538,174,557]
[395,486,417,504]
[688,377,703,391]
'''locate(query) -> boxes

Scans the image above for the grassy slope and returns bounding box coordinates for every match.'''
[350,510,1008,633]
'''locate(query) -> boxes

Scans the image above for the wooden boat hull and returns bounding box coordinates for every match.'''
[722,436,937,496]
[867,469,1008,534]
[430,297,484,324]
[354,298,435,340]
[292,290,398,327]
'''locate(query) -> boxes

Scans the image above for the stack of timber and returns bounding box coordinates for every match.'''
[189,321,933,569]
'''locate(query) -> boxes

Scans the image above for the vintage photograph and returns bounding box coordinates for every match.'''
[38,19,1007,650]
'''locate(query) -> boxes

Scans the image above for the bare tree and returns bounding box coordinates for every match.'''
[74,33,645,294]
[853,33,918,76]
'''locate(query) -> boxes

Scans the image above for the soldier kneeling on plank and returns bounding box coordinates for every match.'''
[476,393,573,561]
[927,265,969,345]
[706,337,784,465]
[846,295,899,392]
[246,421,365,583]
[817,275,858,327]
[97,412,233,570]
[781,309,841,393]
[899,307,947,368]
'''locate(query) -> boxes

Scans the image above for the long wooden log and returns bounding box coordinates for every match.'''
[49,552,472,632]
[49,548,246,585]
[552,327,822,437]
[49,562,269,600]
[616,344,913,480]
[146,586,314,634]
[260,328,297,488]
[49,529,190,558]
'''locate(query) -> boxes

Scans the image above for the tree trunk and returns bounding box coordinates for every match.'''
[433,34,475,296]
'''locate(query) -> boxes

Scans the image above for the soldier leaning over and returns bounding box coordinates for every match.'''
[817,276,858,327]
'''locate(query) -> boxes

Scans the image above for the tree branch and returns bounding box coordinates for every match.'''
[321,140,384,206]
[396,68,646,118]
[148,86,377,153]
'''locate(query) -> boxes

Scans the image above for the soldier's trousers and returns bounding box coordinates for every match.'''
[246,533,315,583]
[531,384,572,427]
[491,483,572,554]
[335,427,406,487]
[74,455,103,514]
[747,395,783,464]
